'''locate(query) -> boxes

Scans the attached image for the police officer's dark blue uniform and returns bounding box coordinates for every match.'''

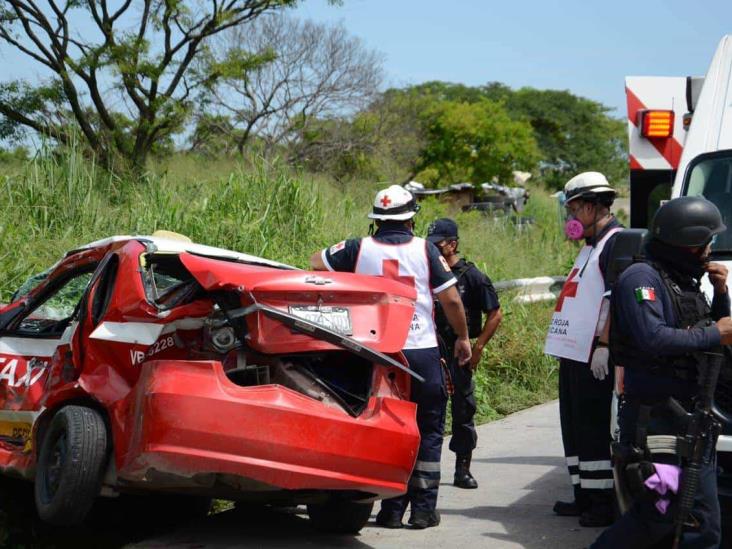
[592,197,732,549]
[310,185,472,530]
[427,218,502,489]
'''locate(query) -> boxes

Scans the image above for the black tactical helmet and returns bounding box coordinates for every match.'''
[650,196,726,247]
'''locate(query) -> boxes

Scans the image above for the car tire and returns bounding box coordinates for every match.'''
[307,499,374,534]
[34,405,108,525]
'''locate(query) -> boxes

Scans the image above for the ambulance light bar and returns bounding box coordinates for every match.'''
[638,110,674,138]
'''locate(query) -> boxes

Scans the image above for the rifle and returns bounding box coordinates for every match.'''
[671,345,724,549]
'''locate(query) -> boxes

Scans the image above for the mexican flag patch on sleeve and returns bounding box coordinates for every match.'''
[635,287,656,302]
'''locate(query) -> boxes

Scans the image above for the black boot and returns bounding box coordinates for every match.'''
[554,485,587,516]
[454,453,478,489]
[375,510,404,529]
[408,510,440,529]
[553,500,582,516]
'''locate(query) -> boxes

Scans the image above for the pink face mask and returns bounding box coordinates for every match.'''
[564,218,585,240]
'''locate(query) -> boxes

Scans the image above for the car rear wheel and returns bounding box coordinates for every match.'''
[307,499,374,534]
[34,405,108,525]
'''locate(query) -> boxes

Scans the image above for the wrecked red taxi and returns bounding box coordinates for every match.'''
[0,235,420,532]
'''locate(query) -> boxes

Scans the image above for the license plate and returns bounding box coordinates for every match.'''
[288,306,352,335]
[0,421,31,441]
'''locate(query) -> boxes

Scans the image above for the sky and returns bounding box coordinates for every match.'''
[1,0,731,118]
[293,0,732,116]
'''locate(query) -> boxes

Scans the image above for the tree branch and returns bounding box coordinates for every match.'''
[0,101,68,144]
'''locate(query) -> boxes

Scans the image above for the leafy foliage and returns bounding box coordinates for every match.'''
[415,99,539,184]
[504,88,627,189]
[297,80,625,189]
[0,1,301,173]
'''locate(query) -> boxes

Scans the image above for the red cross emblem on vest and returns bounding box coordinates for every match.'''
[555,267,580,312]
[380,195,392,208]
[382,259,415,288]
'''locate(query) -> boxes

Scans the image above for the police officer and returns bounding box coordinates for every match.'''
[309,184,471,530]
[426,218,502,489]
[591,197,732,548]
[544,172,623,527]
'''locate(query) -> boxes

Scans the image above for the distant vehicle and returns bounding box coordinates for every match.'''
[0,234,421,533]
[404,174,531,215]
[625,35,732,503]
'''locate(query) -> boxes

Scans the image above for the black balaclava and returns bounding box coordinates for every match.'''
[645,238,708,281]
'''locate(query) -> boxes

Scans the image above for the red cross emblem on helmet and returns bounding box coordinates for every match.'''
[369,185,419,221]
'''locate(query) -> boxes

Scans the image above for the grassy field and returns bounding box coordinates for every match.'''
[0,148,577,422]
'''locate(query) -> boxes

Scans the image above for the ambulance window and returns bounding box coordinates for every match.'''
[13,270,94,336]
[684,153,732,253]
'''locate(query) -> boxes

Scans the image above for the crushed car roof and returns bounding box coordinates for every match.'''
[68,235,296,270]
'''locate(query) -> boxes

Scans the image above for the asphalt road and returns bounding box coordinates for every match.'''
[125,401,604,549]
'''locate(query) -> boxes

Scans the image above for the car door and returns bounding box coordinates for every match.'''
[0,265,96,447]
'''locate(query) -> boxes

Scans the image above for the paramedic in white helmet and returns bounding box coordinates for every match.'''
[544,171,624,527]
[310,184,471,530]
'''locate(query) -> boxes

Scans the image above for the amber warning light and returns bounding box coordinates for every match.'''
[638,110,674,138]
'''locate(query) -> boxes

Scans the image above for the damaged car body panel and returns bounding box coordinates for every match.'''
[178,252,418,354]
[0,236,421,526]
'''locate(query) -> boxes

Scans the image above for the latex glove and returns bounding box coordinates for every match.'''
[590,346,609,381]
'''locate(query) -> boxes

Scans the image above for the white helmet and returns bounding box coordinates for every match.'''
[564,172,616,204]
[368,184,420,221]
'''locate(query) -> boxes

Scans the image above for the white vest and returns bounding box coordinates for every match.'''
[544,228,622,363]
[355,236,438,350]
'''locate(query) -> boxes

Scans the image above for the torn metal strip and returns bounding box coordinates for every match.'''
[228,303,425,383]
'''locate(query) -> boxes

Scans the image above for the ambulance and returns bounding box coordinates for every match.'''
[625,35,732,501]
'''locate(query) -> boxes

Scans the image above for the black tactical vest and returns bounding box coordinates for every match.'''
[610,261,712,381]
[435,261,483,343]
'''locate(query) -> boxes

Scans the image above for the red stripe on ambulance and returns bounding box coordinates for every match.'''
[625,86,684,169]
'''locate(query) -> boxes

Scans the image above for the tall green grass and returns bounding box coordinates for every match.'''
[0,147,576,419]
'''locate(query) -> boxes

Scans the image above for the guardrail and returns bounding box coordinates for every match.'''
[494,276,567,303]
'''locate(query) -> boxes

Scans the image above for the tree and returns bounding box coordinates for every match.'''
[200,13,383,155]
[188,113,242,157]
[378,81,628,189]
[292,87,431,182]
[0,1,299,172]
[504,88,627,189]
[415,99,539,185]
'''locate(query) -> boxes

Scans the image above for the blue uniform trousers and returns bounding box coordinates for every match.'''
[380,347,447,517]
[448,358,478,455]
[441,339,477,455]
[591,399,721,549]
